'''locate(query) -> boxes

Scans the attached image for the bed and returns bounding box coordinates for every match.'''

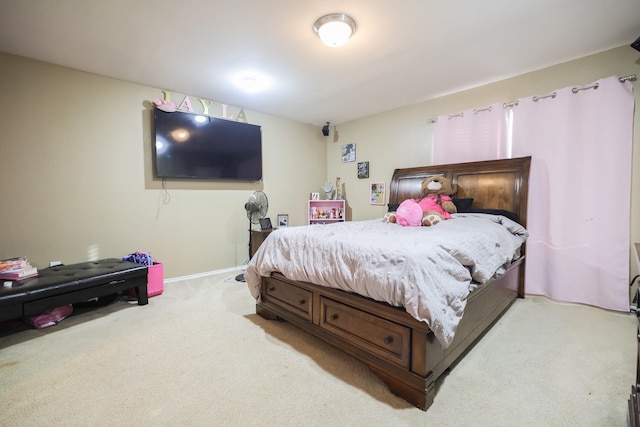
[245,156,531,411]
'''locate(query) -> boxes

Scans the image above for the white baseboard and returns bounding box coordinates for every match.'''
[164,265,243,284]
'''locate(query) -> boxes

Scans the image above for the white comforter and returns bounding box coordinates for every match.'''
[245,214,528,347]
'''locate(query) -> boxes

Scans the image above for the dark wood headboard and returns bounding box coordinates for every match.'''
[388,157,531,227]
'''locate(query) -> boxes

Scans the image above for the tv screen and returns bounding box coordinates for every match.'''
[153,108,262,181]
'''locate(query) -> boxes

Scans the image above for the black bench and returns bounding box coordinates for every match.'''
[0,258,148,323]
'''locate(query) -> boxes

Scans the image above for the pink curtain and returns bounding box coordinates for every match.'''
[433,102,510,163]
[511,76,634,311]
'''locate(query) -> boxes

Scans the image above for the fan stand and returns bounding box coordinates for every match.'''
[235,190,268,283]
[235,217,253,282]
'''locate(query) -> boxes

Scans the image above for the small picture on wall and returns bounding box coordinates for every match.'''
[370,182,386,205]
[341,143,356,163]
[277,214,289,227]
[357,161,369,179]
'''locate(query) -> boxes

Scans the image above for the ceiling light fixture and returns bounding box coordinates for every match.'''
[233,72,272,93]
[313,13,357,48]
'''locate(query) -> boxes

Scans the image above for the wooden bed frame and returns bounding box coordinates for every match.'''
[256,156,531,411]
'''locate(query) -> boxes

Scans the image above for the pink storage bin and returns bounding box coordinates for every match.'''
[147,262,164,297]
[127,261,163,298]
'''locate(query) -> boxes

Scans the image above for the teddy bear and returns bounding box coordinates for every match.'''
[384,175,458,226]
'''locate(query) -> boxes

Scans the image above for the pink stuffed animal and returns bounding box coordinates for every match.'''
[154,98,177,112]
[394,199,423,226]
[384,175,458,226]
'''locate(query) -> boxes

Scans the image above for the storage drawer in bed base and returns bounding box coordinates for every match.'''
[319,296,411,368]
[261,276,312,321]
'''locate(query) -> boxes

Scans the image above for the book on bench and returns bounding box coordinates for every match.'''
[0,257,30,273]
[0,265,38,280]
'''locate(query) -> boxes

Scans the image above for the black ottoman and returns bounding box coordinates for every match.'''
[0,258,148,323]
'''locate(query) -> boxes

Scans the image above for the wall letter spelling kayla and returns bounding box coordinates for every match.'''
[221,104,233,120]
[236,109,247,123]
[198,98,213,116]
[177,96,194,112]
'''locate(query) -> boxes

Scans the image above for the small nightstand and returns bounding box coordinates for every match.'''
[250,229,274,258]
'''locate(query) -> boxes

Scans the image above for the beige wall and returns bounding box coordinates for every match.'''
[332,45,640,278]
[0,52,326,278]
[2,46,639,281]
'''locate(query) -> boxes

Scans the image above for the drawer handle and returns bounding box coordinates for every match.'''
[330,314,339,321]
[268,286,275,291]
[298,299,306,305]
[384,336,394,345]
[109,279,125,285]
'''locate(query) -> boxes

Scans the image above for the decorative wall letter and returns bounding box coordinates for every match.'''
[221,104,233,120]
[236,109,247,123]
[177,96,194,112]
[198,98,213,115]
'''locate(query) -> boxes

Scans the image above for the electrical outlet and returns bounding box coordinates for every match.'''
[49,261,62,267]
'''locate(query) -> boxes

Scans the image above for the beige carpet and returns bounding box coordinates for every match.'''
[0,271,635,426]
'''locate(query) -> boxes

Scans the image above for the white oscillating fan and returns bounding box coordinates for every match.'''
[236,190,269,282]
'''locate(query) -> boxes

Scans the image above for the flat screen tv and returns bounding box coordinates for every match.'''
[153,108,262,181]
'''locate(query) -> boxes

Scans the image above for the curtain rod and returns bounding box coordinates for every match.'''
[429,74,637,123]
[512,74,637,106]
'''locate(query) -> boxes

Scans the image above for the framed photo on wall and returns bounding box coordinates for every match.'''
[277,214,289,227]
[341,143,356,163]
[370,182,386,205]
[357,161,369,179]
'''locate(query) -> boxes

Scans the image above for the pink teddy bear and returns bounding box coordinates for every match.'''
[384,176,458,226]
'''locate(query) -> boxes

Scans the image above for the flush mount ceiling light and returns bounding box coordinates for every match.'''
[313,13,357,47]
[232,72,272,93]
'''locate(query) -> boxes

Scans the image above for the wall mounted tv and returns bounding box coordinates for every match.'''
[153,108,262,181]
